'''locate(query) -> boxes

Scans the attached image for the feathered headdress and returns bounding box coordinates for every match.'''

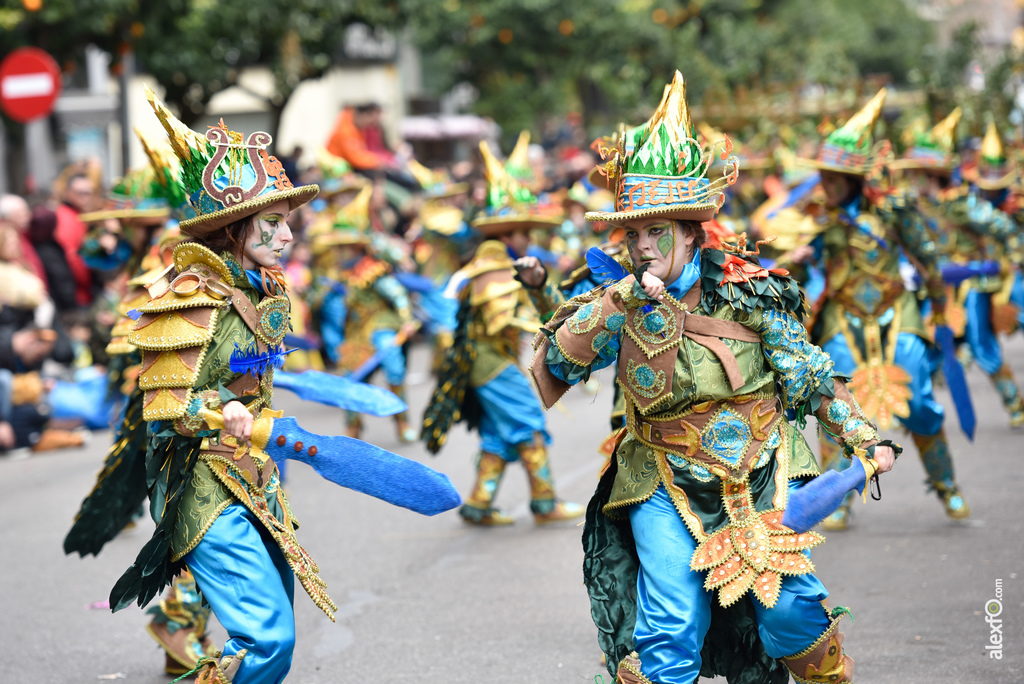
[586,71,739,224]
[144,85,318,235]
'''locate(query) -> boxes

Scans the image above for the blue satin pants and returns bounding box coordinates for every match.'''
[628,485,830,684]
[822,331,944,436]
[1011,272,1024,328]
[474,364,550,460]
[370,329,407,386]
[963,290,1003,375]
[185,504,295,684]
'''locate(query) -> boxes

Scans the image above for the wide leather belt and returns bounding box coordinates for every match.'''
[627,393,784,478]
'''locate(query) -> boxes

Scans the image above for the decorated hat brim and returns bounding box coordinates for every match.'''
[887,158,956,175]
[179,184,319,235]
[472,214,562,237]
[585,202,718,224]
[426,182,470,199]
[79,207,170,223]
[972,171,1016,191]
[797,158,874,177]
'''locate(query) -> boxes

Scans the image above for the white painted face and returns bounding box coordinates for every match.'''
[621,218,696,284]
[241,199,293,269]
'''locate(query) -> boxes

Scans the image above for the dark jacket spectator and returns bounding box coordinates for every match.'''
[29,206,78,313]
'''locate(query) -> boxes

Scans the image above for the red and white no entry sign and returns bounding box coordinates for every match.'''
[0,47,62,123]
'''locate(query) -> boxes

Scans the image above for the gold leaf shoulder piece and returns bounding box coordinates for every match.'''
[173,242,234,282]
[128,306,220,351]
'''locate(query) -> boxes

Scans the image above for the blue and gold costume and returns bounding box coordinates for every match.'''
[422,141,582,526]
[798,90,968,525]
[949,123,1024,426]
[308,186,417,442]
[531,72,881,684]
[109,88,332,684]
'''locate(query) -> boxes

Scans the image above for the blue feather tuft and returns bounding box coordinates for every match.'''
[126,309,141,321]
[586,247,629,283]
[229,342,295,376]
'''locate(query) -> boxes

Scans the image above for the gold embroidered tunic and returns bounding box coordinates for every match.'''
[126,243,336,619]
[531,253,879,609]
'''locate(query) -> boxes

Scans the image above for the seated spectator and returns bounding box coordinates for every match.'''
[0,194,47,287]
[27,206,78,313]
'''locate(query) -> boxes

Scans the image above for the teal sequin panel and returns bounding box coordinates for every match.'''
[827,398,852,424]
[762,308,834,408]
[568,301,601,335]
[605,312,626,333]
[626,359,665,399]
[701,407,751,468]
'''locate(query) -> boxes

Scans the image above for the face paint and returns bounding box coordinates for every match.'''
[656,231,674,258]
[250,216,279,250]
[241,201,292,269]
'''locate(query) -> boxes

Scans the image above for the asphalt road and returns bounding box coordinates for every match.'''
[1,339,1021,684]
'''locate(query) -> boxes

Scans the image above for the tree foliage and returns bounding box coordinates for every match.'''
[407,0,936,139]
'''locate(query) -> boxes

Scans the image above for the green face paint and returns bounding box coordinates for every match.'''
[656,231,674,259]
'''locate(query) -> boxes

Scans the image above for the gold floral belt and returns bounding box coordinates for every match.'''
[626,392,784,480]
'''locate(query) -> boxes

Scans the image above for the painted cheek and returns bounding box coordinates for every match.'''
[656,232,674,258]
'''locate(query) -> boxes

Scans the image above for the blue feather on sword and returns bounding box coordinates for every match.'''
[229,342,296,376]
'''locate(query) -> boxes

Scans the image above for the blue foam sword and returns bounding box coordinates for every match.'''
[205,409,461,516]
[783,459,871,533]
[274,369,407,417]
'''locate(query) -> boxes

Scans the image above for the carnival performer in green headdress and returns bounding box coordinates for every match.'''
[531,71,897,684]
[795,90,970,527]
[63,128,223,677]
[421,140,584,526]
[892,112,1024,427]
[107,86,330,684]
[309,185,419,442]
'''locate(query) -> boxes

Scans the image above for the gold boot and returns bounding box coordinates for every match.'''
[783,614,854,683]
[991,364,1024,427]
[194,650,247,684]
[911,430,970,519]
[389,384,418,443]
[615,651,654,684]
[345,412,362,439]
[460,451,514,525]
[145,569,213,674]
[518,436,584,524]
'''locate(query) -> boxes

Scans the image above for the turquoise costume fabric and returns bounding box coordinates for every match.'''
[1012,272,1024,329]
[370,328,407,385]
[822,331,944,436]
[629,485,830,684]
[475,364,549,460]
[185,503,295,684]
[963,290,1004,375]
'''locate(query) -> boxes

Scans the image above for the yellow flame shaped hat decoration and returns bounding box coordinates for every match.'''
[890,107,962,174]
[585,71,739,224]
[801,88,892,177]
[144,85,318,236]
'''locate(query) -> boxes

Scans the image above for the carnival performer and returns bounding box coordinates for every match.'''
[789,89,968,527]
[108,87,335,684]
[308,186,419,442]
[530,72,897,684]
[421,141,584,526]
[62,128,227,676]
[956,123,1024,425]
[893,114,1024,427]
[407,161,475,371]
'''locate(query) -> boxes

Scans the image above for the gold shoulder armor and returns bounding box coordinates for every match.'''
[129,244,237,421]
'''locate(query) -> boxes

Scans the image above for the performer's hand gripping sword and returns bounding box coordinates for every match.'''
[201,408,461,516]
